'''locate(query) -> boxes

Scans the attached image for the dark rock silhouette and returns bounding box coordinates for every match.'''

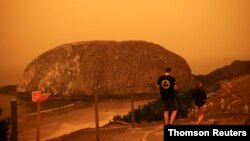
[17,40,194,96]
[205,60,250,83]
[195,60,250,92]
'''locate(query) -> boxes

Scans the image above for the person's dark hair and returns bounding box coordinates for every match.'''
[165,67,172,72]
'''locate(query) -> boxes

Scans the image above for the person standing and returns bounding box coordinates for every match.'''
[192,80,207,125]
[157,67,178,125]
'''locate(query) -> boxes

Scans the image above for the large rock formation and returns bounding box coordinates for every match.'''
[197,60,250,85]
[17,41,194,97]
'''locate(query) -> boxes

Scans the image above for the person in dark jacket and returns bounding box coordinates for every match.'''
[192,80,207,124]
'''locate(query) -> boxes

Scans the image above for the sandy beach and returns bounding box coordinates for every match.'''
[18,98,152,141]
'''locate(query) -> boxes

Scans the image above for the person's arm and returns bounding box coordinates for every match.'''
[191,89,195,100]
[203,89,207,103]
[173,78,177,90]
[174,84,177,90]
[157,77,161,86]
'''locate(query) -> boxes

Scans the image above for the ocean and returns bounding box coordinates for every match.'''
[0,93,77,119]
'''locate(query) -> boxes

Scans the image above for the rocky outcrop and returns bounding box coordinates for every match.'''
[197,60,250,85]
[17,40,194,96]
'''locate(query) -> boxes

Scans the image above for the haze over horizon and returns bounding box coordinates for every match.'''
[0,0,249,86]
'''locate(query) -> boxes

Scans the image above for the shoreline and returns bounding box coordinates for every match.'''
[18,98,153,141]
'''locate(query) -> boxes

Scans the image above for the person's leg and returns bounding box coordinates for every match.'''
[197,114,204,124]
[164,111,169,125]
[197,107,205,124]
[169,98,178,125]
[169,110,177,125]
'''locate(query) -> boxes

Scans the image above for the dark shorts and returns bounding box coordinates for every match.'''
[162,98,178,111]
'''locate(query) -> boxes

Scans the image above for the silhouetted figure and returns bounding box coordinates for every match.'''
[157,67,178,125]
[192,80,207,125]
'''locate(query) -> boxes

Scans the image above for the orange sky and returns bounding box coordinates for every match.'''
[0,0,249,86]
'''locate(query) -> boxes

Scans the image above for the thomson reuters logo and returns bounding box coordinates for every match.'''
[161,80,170,89]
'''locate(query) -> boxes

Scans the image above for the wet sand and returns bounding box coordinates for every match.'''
[18,99,152,141]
